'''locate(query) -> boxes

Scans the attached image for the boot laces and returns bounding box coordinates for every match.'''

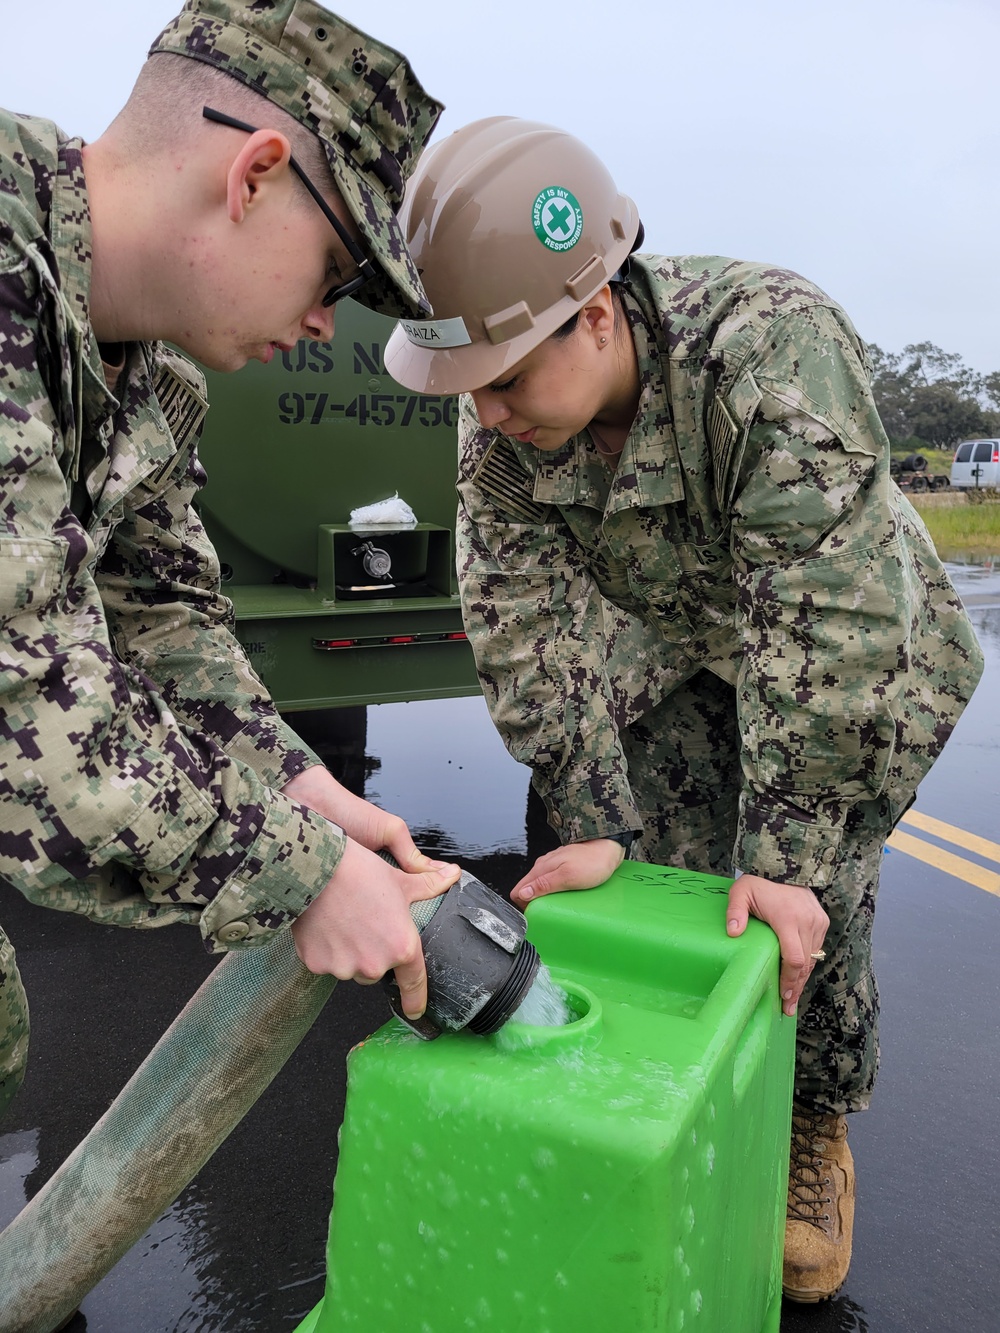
[788,1107,836,1228]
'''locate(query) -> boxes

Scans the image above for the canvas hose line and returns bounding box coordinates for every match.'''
[0,927,338,1333]
[0,859,536,1331]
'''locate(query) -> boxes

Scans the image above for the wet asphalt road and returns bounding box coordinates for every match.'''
[0,557,997,1333]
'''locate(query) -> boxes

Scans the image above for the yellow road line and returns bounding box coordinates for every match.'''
[887,828,1000,898]
[901,809,1000,866]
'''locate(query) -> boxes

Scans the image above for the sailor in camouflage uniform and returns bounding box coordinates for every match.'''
[384,117,984,1301]
[0,1,460,1122]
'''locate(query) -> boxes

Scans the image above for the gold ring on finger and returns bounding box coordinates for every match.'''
[809,949,826,962]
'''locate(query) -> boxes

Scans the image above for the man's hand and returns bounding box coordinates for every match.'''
[290,839,461,1019]
[282,765,442,873]
[726,874,830,1018]
[510,839,626,908]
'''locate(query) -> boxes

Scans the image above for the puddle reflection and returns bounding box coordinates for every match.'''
[782,1293,871,1332]
[945,551,1000,592]
[0,1128,39,1225]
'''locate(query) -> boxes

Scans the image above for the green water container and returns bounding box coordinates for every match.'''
[296,862,795,1333]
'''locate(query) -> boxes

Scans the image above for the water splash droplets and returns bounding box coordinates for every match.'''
[509,964,572,1027]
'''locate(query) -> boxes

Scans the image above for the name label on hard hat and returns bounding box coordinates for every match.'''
[398,316,472,349]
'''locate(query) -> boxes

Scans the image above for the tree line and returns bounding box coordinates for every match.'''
[867,343,999,451]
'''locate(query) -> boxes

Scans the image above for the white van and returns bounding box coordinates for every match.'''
[950,439,1000,489]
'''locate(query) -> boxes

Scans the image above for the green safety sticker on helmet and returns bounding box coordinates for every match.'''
[532,187,584,252]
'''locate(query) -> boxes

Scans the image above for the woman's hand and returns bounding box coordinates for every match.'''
[510,839,626,908]
[726,874,830,1017]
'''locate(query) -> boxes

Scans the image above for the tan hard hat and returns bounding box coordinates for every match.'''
[384,116,641,394]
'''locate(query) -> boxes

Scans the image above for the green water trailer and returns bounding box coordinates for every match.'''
[197,300,478,711]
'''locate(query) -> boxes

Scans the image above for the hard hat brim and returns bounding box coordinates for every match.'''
[384,256,635,395]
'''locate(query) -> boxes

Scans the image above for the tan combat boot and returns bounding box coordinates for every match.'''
[782,1105,856,1302]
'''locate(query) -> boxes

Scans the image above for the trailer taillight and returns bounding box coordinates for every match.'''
[312,630,469,651]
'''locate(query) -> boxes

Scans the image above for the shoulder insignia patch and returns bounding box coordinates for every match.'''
[149,359,210,490]
[153,359,209,453]
[471,436,552,524]
[707,390,740,456]
[707,375,762,508]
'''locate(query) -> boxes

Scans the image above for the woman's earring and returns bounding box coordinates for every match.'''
[599,336,607,345]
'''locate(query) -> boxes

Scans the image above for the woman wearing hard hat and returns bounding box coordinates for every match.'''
[384,116,982,1304]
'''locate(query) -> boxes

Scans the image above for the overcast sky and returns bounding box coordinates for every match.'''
[6,0,998,373]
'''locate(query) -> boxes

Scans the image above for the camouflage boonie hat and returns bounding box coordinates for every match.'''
[149,0,443,315]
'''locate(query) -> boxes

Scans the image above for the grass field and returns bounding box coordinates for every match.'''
[910,493,1000,558]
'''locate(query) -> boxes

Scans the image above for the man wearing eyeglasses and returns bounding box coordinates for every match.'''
[0,0,458,1120]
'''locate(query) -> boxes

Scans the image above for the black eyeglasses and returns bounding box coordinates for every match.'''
[203,106,374,307]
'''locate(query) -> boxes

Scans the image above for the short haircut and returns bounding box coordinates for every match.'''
[110,52,334,199]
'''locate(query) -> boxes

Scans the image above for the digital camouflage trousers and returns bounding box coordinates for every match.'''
[0,922,29,1122]
[622,669,886,1117]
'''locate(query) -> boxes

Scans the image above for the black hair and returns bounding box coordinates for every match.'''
[550,219,645,342]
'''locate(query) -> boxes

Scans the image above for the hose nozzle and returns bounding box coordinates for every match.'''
[384,870,540,1040]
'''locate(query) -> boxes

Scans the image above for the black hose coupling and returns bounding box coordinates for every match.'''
[384,870,540,1040]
